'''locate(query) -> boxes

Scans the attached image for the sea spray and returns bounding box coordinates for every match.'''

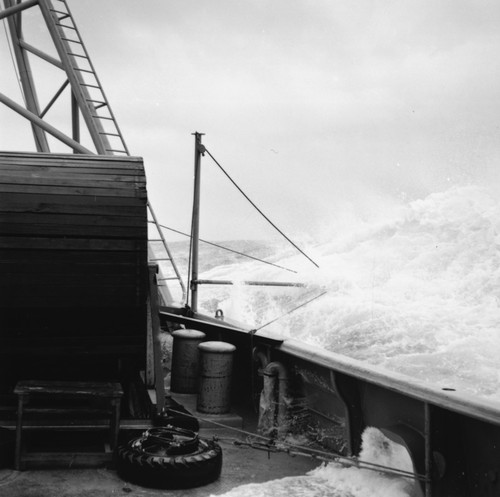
[199,185,500,400]
[210,427,417,497]
[155,184,500,496]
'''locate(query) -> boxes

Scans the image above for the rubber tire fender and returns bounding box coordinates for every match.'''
[116,437,222,489]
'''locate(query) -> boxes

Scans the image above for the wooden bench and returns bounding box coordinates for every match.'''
[14,380,123,470]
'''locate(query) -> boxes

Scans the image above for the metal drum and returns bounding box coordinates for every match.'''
[197,341,236,414]
[170,329,206,393]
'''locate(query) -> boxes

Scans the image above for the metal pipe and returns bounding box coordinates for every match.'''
[252,348,269,371]
[424,403,432,497]
[261,361,289,437]
[71,90,80,152]
[37,0,110,154]
[0,0,38,21]
[190,132,204,313]
[194,279,305,288]
[40,79,69,118]
[4,0,50,152]
[18,39,63,69]
[147,201,187,302]
[0,91,94,154]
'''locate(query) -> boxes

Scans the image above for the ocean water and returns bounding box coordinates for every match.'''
[211,428,416,497]
[156,183,500,496]
[185,184,500,402]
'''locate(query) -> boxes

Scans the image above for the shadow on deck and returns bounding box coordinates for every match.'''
[0,427,320,497]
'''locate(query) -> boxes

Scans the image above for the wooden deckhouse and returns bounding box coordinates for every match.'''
[0,0,170,442]
[0,152,148,386]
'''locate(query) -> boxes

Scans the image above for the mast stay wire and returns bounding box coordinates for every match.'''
[155,223,297,274]
[253,289,328,333]
[204,147,320,269]
[165,407,427,483]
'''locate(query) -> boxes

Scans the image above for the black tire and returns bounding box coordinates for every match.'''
[116,428,222,489]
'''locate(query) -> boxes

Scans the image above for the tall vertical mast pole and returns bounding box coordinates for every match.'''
[190,132,205,314]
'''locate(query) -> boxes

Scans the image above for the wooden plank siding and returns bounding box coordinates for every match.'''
[0,152,148,384]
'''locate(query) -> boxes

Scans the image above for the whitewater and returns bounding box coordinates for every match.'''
[162,183,500,497]
[198,184,500,401]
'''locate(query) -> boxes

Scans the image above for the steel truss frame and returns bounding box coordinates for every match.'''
[0,0,128,155]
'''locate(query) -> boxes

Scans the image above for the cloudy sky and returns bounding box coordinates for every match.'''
[1,0,500,241]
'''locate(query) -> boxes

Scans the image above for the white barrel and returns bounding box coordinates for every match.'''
[197,341,236,414]
[170,329,206,393]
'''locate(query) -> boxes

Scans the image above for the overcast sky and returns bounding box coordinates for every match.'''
[1,0,500,241]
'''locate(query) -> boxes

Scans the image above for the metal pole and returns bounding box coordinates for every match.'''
[3,0,50,152]
[0,91,94,154]
[19,39,63,69]
[71,91,80,153]
[147,202,187,302]
[37,0,111,155]
[40,80,69,118]
[190,132,204,314]
[0,0,39,21]
[194,279,306,288]
[424,402,432,497]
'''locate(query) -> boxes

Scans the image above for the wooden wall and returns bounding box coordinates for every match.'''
[0,152,148,383]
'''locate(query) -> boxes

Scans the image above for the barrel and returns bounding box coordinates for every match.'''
[170,329,206,393]
[197,341,236,414]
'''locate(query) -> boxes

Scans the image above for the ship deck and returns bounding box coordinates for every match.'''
[0,390,320,496]
[0,426,320,496]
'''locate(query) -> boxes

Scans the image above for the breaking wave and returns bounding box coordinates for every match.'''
[211,427,417,497]
[200,184,500,400]
[159,183,500,497]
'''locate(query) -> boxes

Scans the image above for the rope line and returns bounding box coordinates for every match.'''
[154,223,297,274]
[165,407,428,482]
[204,148,319,269]
[254,290,328,332]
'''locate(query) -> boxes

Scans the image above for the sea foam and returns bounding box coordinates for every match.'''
[211,427,417,497]
[201,184,500,401]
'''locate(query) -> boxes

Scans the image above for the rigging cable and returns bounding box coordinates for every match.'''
[155,223,297,274]
[204,147,320,269]
[253,290,328,332]
[165,407,428,483]
[246,291,329,414]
